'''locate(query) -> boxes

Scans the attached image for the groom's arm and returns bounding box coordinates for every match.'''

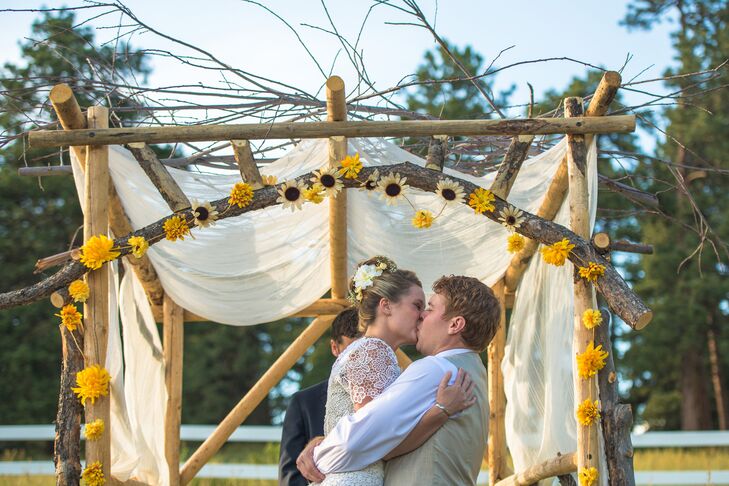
[312,356,455,474]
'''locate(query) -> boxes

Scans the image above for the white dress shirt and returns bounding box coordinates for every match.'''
[313,348,471,474]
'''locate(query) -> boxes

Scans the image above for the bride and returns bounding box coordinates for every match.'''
[312,256,475,485]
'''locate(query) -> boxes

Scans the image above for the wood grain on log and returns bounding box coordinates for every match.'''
[490,135,533,198]
[231,140,263,189]
[425,135,448,171]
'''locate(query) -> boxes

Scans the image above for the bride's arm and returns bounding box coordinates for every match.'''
[384,369,476,460]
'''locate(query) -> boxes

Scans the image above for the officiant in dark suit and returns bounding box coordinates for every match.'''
[278,307,361,486]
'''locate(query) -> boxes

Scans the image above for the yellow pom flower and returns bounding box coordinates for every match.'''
[540,238,575,266]
[339,153,363,179]
[82,461,105,486]
[84,419,105,441]
[468,188,496,214]
[582,309,603,329]
[412,210,434,229]
[72,365,111,406]
[163,215,190,242]
[68,280,90,303]
[577,341,609,379]
[228,182,254,208]
[127,236,148,258]
[55,304,82,332]
[576,399,601,426]
[79,235,120,270]
[507,233,526,253]
[579,466,598,486]
[579,262,606,283]
[303,184,326,204]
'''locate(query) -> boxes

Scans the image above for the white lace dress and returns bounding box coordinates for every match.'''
[314,337,400,486]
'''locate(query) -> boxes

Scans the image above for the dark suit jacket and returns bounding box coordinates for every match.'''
[279,380,328,486]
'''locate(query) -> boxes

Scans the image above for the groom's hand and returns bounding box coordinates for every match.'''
[296,435,326,482]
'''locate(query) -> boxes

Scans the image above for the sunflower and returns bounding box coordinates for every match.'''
[79,235,120,270]
[303,184,326,204]
[582,309,603,329]
[359,168,380,193]
[72,365,110,406]
[127,236,148,259]
[498,205,525,231]
[310,166,343,197]
[578,262,606,283]
[435,179,465,205]
[68,280,90,303]
[468,188,496,214]
[339,153,363,179]
[576,399,601,426]
[507,233,526,253]
[191,199,219,228]
[228,182,254,208]
[55,304,82,332]
[82,461,105,486]
[540,238,575,266]
[84,419,105,441]
[163,215,191,241]
[277,179,307,211]
[412,210,434,229]
[576,341,609,379]
[579,467,598,486]
[261,174,278,186]
[377,172,409,206]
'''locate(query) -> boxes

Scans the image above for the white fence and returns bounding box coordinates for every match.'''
[2,426,729,484]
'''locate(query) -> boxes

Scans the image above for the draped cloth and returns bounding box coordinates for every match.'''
[70,135,600,484]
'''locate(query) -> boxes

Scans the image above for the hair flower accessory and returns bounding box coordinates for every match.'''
[348,257,397,303]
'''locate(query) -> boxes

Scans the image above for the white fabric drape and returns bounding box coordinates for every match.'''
[70,135,598,485]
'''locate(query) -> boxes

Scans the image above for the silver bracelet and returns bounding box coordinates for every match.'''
[435,402,452,417]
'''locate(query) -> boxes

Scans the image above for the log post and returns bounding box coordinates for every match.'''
[231,140,264,189]
[425,135,448,171]
[54,324,84,486]
[83,105,112,479]
[487,279,508,485]
[163,294,184,485]
[565,97,599,479]
[326,76,348,300]
[126,143,190,212]
[179,315,336,484]
[495,452,577,486]
[50,83,87,164]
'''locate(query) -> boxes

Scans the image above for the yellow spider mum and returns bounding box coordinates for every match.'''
[577,341,609,379]
[576,399,601,426]
[579,467,598,486]
[507,233,526,253]
[163,215,190,242]
[579,262,606,283]
[82,461,105,486]
[468,187,496,214]
[582,309,603,329]
[228,182,254,208]
[540,238,575,266]
[79,235,120,270]
[127,236,148,259]
[435,179,465,205]
[261,174,278,186]
[277,180,307,211]
[339,153,363,179]
[377,172,409,206]
[55,304,82,332]
[303,184,326,204]
[72,365,111,406]
[84,419,105,441]
[412,210,434,229]
[191,199,219,228]
[498,205,525,231]
[311,166,343,197]
[359,168,380,193]
[68,280,90,303]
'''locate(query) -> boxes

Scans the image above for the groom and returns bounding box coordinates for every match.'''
[297,275,500,485]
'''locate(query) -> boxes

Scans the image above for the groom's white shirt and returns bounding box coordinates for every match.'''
[313,348,470,474]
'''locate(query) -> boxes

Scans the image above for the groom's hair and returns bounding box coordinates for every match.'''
[331,307,361,343]
[432,275,500,352]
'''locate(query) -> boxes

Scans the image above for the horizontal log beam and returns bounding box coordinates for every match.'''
[29,116,636,148]
[150,298,350,322]
[495,453,576,486]
[0,162,652,329]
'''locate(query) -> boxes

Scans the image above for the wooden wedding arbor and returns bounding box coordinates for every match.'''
[1,71,652,485]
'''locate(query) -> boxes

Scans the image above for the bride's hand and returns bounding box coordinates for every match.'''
[435,368,476,416]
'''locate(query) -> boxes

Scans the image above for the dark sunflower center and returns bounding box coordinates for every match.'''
[285,187,301,201]
[506,215,516,225]
[194,207,209,220]
[442,188,456,201]
[320,174,336,188]
[385,183,401,197]
[365,180,377,190]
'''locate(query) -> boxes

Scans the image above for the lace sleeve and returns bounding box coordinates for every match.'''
[343,338,400,406]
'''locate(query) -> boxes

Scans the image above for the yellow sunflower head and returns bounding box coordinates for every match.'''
[435,179,465,205]
[55,304,82,332]
[303,184,326,204]
[507,233,526,253]
[339,153,363,179]
[468,187,496,214]
[228,182,254,208]
[576,341,609,379]
[276,179,307,211]
[412,209,434,229]
[576,399,601,426]
[377,172,408,205]
[79,235,120,270]
[72,364,111,406]
[191,199,219,228]
[127,235,149,259]
[68,279,90,303]
[311,166,343,197]
[163,215,191,241]
[582,309,603,329]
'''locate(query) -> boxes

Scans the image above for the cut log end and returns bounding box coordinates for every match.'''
[49,84,75,105]
[635,311,653,330]
[326,75,345,93]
